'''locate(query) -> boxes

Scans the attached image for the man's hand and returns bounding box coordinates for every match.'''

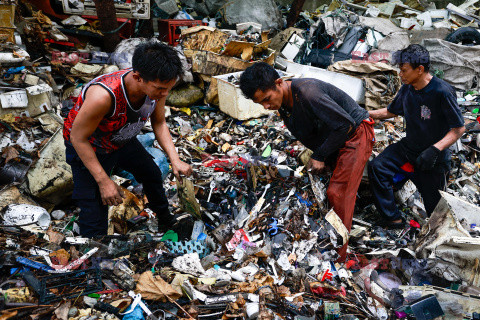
[307,159,326,175]
[415,145,440,171]
[98,178,125,206]
[172,160,193,182]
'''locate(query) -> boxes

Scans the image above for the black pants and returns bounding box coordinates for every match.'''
[65,139,170,237]
[368,142,449,221]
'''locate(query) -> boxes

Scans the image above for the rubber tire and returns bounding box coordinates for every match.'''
[445,27,480,46]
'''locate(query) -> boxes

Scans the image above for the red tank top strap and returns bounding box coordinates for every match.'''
[63,68,133,153]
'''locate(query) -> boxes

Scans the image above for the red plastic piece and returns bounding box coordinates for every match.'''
[321,269,333,281]
[157,19,205,46]
[409,220,421,229]
[400,162,415,173]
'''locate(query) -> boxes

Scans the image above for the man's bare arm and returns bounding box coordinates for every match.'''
[151,99,192,180]
[369,108,397,120]
[433,126,466,151]
[70,85,124,206]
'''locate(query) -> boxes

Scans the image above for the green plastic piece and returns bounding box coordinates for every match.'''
[262,145,272,157]
[161,230,178,242]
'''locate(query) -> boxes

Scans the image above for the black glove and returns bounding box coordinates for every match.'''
[415,146,441,171]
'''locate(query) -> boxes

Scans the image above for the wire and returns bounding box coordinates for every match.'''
[103,19,131,34]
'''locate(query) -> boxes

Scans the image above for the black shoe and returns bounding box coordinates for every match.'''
[158,213,192,235]
[157,213,176,234]
[171,214,195,240]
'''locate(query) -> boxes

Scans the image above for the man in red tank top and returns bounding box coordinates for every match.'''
[63,42,192,237]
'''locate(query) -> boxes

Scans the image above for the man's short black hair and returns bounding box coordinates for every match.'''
[392,44,430,72]
[132,41,183,82]
[240,62,280,100]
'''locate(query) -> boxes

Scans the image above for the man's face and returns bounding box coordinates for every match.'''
[252,84,283,111]
[399,63,423,85]
[141,77,177,101]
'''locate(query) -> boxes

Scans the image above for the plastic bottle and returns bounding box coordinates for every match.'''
[191,220,205,240]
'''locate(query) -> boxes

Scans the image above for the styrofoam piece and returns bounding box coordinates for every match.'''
[417,11,433,28]
[427,9,448,20]
[26,83,53,95]
[246,303,259,319]
[459,0,480,10]
[0,48,29,64]
[365,6,380,17]
[281,33,305,61]
[400,17,419,29]
[214,70,294,120]
[0,89,28,108]
[366,29,384,47]
[3,204,51,228]
[325,209,349,246]
[446,3,468,15]
[26,84,53,117]
[236,22,262,34]
[61,15,87,26]
[17,131,36,152]
[278,57,365,104]
[14,33,22,46]
[395,180,417,204]
[432,20,456,29]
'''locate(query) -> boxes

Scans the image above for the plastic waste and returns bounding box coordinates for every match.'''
[3,204,51,228]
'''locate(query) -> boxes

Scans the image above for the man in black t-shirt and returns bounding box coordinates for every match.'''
[369,45,465,228]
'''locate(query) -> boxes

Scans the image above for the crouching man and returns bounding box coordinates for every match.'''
[239,62,375,261]
[63,42,192,237]
[368,44,465,228]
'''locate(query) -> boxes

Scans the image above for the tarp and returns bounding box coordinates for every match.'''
[318,15,349,48]
[422,38,480,90]
[359,16,410,52]
[220,0,283,30]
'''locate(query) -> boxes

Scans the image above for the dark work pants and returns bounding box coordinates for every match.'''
[65,138,170,237]
[368,142,449,221]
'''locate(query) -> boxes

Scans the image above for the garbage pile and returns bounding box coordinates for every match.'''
[1,108,480,319]
[2,0,480,319]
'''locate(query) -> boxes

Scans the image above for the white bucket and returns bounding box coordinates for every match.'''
[246,303,259,319]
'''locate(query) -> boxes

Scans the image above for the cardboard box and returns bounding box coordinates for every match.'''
[0,4,15,28]
[0,27,15,43]
[185,48,275,76]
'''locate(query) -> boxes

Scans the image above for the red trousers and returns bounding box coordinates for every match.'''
[327,119,375,261]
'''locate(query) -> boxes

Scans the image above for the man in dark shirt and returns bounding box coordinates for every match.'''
[240,62,374,261]
[369,44,465,228]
